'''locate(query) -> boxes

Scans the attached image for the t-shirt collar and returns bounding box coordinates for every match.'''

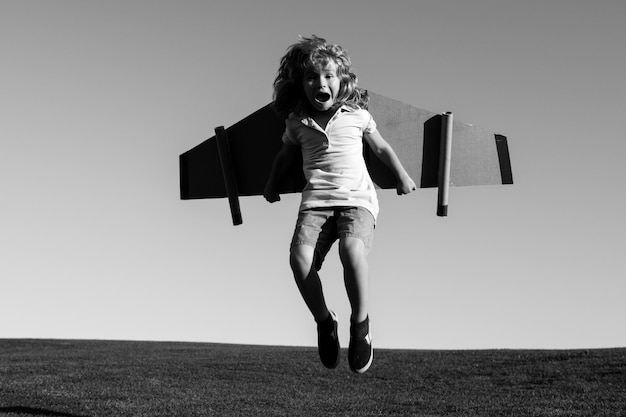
[299,104,353,126]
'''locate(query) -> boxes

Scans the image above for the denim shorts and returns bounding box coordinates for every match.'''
[290,206,375,271]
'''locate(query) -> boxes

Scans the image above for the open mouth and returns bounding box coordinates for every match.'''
[314,92,331,103]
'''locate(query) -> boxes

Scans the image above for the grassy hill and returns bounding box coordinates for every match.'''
[0,339,624,416]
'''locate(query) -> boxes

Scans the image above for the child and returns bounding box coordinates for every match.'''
[264,36,416,373]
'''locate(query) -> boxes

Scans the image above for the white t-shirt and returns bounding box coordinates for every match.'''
[283,105,379,219]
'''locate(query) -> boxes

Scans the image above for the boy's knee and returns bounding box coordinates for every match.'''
[339,237,367,265]
[290,245,315,274]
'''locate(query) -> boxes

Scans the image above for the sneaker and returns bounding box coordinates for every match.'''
[348,316,373,374]
[317,310,340,369]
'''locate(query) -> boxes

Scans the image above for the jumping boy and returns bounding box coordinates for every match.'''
[264,36,416,373]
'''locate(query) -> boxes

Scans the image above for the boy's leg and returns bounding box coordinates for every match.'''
[338,237,369,324]
[291,243,340,369]
[337,207,375,373]
[340,236,374,373]
[289,244,330,322]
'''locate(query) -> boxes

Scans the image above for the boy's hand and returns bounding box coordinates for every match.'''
[264,189,281,203]
[397,175,417,195]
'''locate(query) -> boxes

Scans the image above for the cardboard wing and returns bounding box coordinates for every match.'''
[179,91,513,224]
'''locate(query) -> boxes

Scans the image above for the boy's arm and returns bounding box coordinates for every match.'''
[364,129,417,195]
[264,141,300,203]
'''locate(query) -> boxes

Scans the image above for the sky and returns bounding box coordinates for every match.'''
[2,0,625,350]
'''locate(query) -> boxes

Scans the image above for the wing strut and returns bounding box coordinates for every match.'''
[437,112,453,217]
[215,126,243,225]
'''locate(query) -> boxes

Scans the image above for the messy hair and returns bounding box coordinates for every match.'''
[272,35,368,118]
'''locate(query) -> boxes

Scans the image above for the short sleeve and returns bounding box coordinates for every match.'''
[363,110,377,134]
[282,116,300,145]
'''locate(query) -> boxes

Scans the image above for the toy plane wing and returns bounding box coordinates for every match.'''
[179,91,513,224]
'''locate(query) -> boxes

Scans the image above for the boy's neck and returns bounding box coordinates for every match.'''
[308,106,338,130]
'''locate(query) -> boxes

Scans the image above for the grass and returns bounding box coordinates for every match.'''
[0,339,624,416]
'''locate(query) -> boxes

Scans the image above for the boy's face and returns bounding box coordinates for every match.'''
[302,60,341,112]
